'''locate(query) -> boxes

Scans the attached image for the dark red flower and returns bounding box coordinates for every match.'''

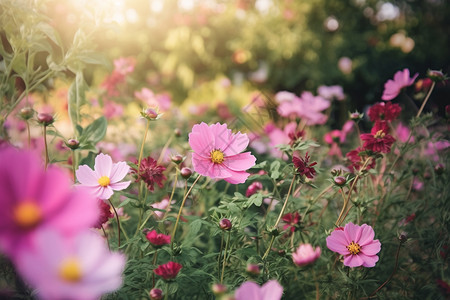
[360,122,396,153]
[145,230,171,246]
[94,200,113,229]
[367,102,401,122]
[293,152,317,179]
[282,212,301,233]
[246,181,263,197]
[132,156,166,191]
[346,147,376,173]
[154,261,182,280]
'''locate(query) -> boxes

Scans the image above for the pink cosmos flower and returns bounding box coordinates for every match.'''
[235,280,283,300]
[277,91,330,125]
[381,68,419,101]
[292,243,321,267]
[189,122,256,184]
[76,153,131,200]
[0,147,99,259]
[317,85,345,101]
[15,229,125,300]
[326,222,381,267]
[150,198,171,219]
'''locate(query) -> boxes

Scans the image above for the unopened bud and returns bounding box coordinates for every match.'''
[399,232,408,244]
[434,163,444,175]
[174,128,181,137]
[37,113,54,126]
[171,154,184,165]
[349,111,363,121]
[211,283,227,295]
[66,139,80,150]
[219,218,232,231]
[246,264,260,275]
[427,69,447,82]
[19,107,34,120]
[334,176,347,186]
[149,288,163,300]
[180,167,192,179]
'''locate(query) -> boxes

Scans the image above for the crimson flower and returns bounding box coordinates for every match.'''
[346,147,376,173]
[293,152,317,179]
[367,102,402,122]
[132,156,166,191]
[282,212,301,233]
[94,200,113,229]
[154,261,182,280]
[360,122,396,153]
[146,230,171,247]
[246,181,263,197]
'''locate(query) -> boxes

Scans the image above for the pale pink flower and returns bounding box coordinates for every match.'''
[76,153,131,200]
[326,222,381,268]
[317,85,345,101]
[382,68,419,101]
[274,91,298,103]
[292,243,321,267]
[134,88,172,112]
[395,122,414,143]
[0,147,99,259]
[278,91,330,125]
[15,229,125,300]
[338,57,353,74]
[189,122,256,184]
[113,57,136,75]
[235,280,283,300]
[150,198,171,219]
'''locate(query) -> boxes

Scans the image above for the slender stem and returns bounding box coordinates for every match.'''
[157,134,174,165]
[416,81,436,118]
[71,150,77,182]
[137,120,150,173]
[162,168,179,222]
[262,175,297,260]
[108,199,121,247]
[302,184,333,220]
[218,232,224,279]
[43,126,49,169]
[101,225,110,251]
[220,231,231,284]
[171,175,202,240]
[26,121,31,148]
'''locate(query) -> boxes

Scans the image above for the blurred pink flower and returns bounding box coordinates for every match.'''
[395,123,414,143]
[317,85,345,101]
[326,222,381,267]
[103,100,124,119]
[76,153,131,200]
[274,91,298,103]
[382,68,418,101]
[292,243,321,267]
[424,140,450,162]
[134,88,172,112]
[150,198,170,219]
[113,57,136,75]
[338,57,352,74]
[0,147,99,259]
[278,91,330,125]
[189,122,256,184]
[15,229,125,300]
[235,280,283,300]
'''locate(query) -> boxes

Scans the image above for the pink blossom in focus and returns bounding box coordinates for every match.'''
[381,68,419,101]
[317,85,345,101]
[76,153,131,200]
[189,122,256,184]
[326,222,381,267]
[0,147,99,259]
[15,229,125,300]
[292,243,321,267]
[235,280,283,300]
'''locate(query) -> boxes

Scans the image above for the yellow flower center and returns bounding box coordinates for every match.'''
[14,201,42,229]
[347,241,361,255]
[374,130,386,139]
[210,150,225,164]
[59,257,82,282]
[98,176,110,187]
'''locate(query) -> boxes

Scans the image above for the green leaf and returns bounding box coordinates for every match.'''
[270,161,281,180]
[68,71,87,132]
[81,116,107,144]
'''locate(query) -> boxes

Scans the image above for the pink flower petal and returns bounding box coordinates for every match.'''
[326,231,350,255]
[222,131,250,156]
[95,153,113,177]
[223,152,256,171]
[76,165,100,186]
[235,281,261,300]
[98,186,114,200]
[209,122,232,151]
[110,181,131,191]
[189,123,215,157]
[223,170,250,184]
[110,162,130,183]
[192,154,214,176]
[361,240,381,256]
[344,222,361,242]
[261,280,283,300]
[360,253,380,267]
[357,224,375,246]
[343,254,364,267]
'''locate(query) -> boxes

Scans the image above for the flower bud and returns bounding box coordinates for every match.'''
[174,128,181,137]
[246,181,263,197]
[211,283,227,296]
[246,263,260,275]
[171,154,184,165]
[37,113,54,126]
[149,288,163,300]
[399,232,408,244]
[427,69,447,82]
[140,107,162,121]
[219,218,232,231]
[66,139,80,150]
[19,107,34,120]
[349,111,363,121]
[333,176,347,186]
[434,163,444,175]
[180,167,192,179]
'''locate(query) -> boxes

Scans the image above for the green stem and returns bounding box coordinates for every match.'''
[101,225,110,251]
[43,125,49,169]
[162,168,179,222]
[220,231,231,284]
[137,120,150,172]
[218,232,224,279]
[416,81,436,118]
[26,120,31,148]
[108,199,121,248]
[71,150,77,182]
[152,249,158,288]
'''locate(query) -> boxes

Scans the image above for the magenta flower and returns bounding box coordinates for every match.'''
[326,222,381,267]
[76,153,131,200]
[154,261,182,280]
[145,230,171,247]
[381,68,418,101]
[0,147,99,259]
[292,243,321,267]
[235,280,283,300]
[189,122,256,184]
[15,229,125,300]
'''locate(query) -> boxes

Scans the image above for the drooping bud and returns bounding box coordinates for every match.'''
[19,107,34,120]
[211,283,228,296]
[219,218,232,231]
[149,288,163,300]
[66,139,80,150]
[334,176,347,186]
[37,113,54,126]
[180,167,192,179]
[171,154,184,165]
